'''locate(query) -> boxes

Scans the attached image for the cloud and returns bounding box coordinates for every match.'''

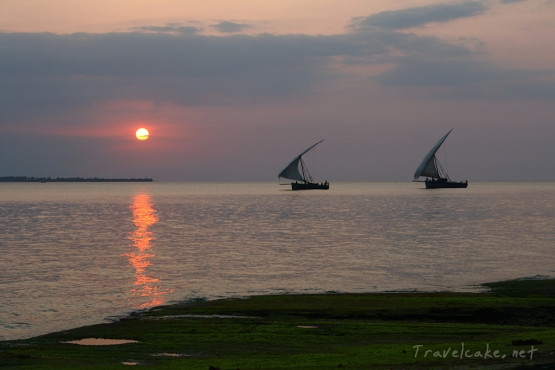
[351,1,488,30]
[1,7,554,133]
[132,24,199,35]
[0,31,361,124]
[374,55,554,98]
[210,21,252,33]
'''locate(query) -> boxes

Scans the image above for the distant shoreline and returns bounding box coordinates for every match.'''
[0,176,153,182]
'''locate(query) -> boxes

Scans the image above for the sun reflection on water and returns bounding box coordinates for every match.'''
[124,194,171,308]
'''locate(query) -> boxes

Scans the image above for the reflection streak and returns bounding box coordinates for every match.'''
[124,194,171,308]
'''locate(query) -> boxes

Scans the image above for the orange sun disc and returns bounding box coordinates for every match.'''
[135,128,149,141]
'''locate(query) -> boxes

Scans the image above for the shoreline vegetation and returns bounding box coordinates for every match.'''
[0,176,153,182]
[1,278,555,369]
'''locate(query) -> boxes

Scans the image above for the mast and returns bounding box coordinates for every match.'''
[413,129,452,181]
[278,139,324,183]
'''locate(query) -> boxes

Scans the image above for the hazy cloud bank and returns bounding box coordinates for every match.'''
[2,1,554,129]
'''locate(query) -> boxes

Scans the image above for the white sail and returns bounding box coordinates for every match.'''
[413,129,452,181]
[278,140,324,182]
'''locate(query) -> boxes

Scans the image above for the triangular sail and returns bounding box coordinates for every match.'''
[413,129,452,181]
[278,140,324,182]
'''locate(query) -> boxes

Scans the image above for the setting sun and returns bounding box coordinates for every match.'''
[135,128,149,141]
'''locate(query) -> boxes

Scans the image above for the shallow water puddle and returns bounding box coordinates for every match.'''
[120,353,188,366]
[62,338,139,345]
[151,352,187,357]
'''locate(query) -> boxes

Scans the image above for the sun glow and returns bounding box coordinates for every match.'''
[135,128,149,141]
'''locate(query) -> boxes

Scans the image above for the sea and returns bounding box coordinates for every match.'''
[1,181,554,341]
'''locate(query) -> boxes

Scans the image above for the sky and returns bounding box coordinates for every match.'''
[1,0,554,182]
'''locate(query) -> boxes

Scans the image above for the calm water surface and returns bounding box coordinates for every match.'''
[1,182,554,340]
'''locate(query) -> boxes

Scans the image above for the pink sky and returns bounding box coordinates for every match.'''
[1,1,394,35]
[1,0,554,181]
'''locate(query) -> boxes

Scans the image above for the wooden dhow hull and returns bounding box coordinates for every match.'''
[425,179,468,189]
[291,182,329,190]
